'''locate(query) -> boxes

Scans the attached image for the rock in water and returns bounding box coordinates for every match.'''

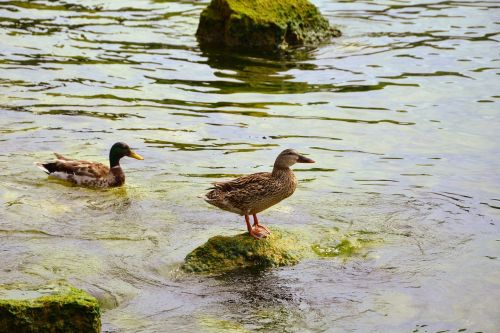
[0,281,101,333]
[196,0,341,52]
[183,229,308,273]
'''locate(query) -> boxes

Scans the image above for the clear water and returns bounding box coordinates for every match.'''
[0,0,499,332]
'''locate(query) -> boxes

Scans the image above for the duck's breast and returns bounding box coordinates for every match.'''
[248,174,297,214]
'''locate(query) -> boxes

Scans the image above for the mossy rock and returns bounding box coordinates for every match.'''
[0,280,100,333]
[183,228,308,273]
[312,231,379,259]
[312,238,362,257]
[196,0,341,52]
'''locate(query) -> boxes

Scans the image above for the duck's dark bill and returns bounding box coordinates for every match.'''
[297,155,315,163]
[129,151,144,160]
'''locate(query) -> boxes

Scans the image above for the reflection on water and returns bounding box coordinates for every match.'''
[0,0,499,332]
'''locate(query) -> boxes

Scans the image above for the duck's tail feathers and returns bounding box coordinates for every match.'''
[34,162,60,174]
[54,152,67,160]
[199,193,219,205]
[199,186,219,200]
[198,193,209,200]
[34,162,50,174]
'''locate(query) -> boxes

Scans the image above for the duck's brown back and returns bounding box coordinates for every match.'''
[205,169,297,215]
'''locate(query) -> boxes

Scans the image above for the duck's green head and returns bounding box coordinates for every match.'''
[109,142,144,167]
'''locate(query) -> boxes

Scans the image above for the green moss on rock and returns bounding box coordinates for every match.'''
[312,235,375,258]
[196,0,341,52]
[183,228,308,273]
[0,280,100,333]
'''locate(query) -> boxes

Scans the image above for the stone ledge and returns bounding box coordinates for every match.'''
[0,280,100,333]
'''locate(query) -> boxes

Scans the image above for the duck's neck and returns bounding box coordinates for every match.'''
[109,154,122,168]
[272,165,292,178]
[110,166,125,186]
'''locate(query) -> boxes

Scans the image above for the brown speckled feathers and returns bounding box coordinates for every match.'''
[36,153,124,188]
[41,154,110,178]
[205,168,297,215]
[203,149,314,222]
[35,142,143,188]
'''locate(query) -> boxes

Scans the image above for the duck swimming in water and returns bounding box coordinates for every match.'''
[204,149,315,239]
[35,142,143,188]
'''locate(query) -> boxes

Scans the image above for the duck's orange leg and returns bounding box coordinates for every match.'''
[252,213,271,235]
[245,214,266,239]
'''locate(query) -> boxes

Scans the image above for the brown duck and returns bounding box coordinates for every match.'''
[35,142,143,188]
[204,149,315,239]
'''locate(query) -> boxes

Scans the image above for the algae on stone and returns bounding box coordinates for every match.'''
[311,232,378,259]
[0,280,100,333]
[198,315,250,333]
[196,0,341,52]
[183,228,308,273]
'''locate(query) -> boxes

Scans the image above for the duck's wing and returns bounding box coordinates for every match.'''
[210,172,271,192]
[205,172,276,214]
[37,156,109,179]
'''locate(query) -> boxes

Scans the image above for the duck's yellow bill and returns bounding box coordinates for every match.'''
[129,150,144,160]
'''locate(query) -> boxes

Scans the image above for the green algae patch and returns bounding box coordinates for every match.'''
[312,231,379,259]
[196,0,341,52]
[0,280,100,333]
[312,238,362,257]
[198,315,250,333]
[183,228,309,273]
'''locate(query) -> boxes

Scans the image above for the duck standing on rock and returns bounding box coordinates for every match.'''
[204,149,315,239]
[35,142,143,188]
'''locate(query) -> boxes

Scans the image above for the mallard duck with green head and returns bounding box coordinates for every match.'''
[203,149,315,239]
[35,142,144,188]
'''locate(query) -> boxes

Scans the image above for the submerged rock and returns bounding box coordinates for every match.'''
[0,280,100,333]
[183,228,308,273]
[196,0,341,52]
[312,238,362,257]
[312,231,378,259]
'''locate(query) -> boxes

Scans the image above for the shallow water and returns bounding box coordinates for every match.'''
[0,0,499,332]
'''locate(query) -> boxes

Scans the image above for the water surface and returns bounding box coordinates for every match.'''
[0,0,499,332]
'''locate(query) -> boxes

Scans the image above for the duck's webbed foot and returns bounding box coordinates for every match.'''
[252,225,271,237]
[252,213,271,235]
[249,227,268,239]
[254,224,271,235]
[245,214,268,239]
